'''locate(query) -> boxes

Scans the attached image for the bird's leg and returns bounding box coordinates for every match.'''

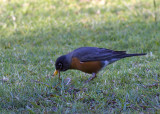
[85,73,97,83]
[58,71,61,81]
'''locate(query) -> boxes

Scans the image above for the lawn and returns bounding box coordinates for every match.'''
[0,0,160,113]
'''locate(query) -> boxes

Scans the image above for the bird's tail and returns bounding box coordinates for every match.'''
[123,53,146,58]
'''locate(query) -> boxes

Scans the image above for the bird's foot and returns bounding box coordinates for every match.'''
[84,73,96,84]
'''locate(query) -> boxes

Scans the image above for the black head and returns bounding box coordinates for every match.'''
[55,55,70,71]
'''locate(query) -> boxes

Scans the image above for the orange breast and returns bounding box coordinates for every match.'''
[70,57,102,74]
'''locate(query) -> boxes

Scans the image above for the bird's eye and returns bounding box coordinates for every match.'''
[58,63,63,69]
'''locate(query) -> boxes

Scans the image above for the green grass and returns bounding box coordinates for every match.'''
[0,0,160,113]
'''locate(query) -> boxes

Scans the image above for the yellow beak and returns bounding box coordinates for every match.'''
[53,70,58,76]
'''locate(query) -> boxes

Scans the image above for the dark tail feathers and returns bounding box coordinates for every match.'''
[125,53,146,58]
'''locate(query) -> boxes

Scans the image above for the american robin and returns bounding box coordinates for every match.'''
[53,47,146,83]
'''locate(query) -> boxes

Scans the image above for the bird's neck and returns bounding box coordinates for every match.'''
[65,52,73,69]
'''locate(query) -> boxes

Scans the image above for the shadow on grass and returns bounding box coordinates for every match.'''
[0,0,160,113]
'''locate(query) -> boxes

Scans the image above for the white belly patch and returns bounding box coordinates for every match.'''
[104,60,109,67]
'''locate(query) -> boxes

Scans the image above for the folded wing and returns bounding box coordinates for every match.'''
[72,47,127,62]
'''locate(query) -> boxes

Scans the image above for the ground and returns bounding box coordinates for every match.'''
[0,0,160,113]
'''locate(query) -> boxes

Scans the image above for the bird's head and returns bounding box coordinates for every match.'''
[53,55,70,76]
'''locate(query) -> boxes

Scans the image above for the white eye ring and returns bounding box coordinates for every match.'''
[58,63,62,66]
[58,63,62,68]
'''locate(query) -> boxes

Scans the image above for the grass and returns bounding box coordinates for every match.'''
[0,0,160,113]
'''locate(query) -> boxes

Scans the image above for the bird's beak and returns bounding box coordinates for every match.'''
[53,70,59,76]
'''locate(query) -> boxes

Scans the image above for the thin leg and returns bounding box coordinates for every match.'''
[58,71,60,81]
[85,73,97,83]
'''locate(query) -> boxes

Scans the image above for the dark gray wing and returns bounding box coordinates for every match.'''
[72,47,126,62]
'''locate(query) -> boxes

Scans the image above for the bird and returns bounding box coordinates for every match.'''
[53,47,146,83]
